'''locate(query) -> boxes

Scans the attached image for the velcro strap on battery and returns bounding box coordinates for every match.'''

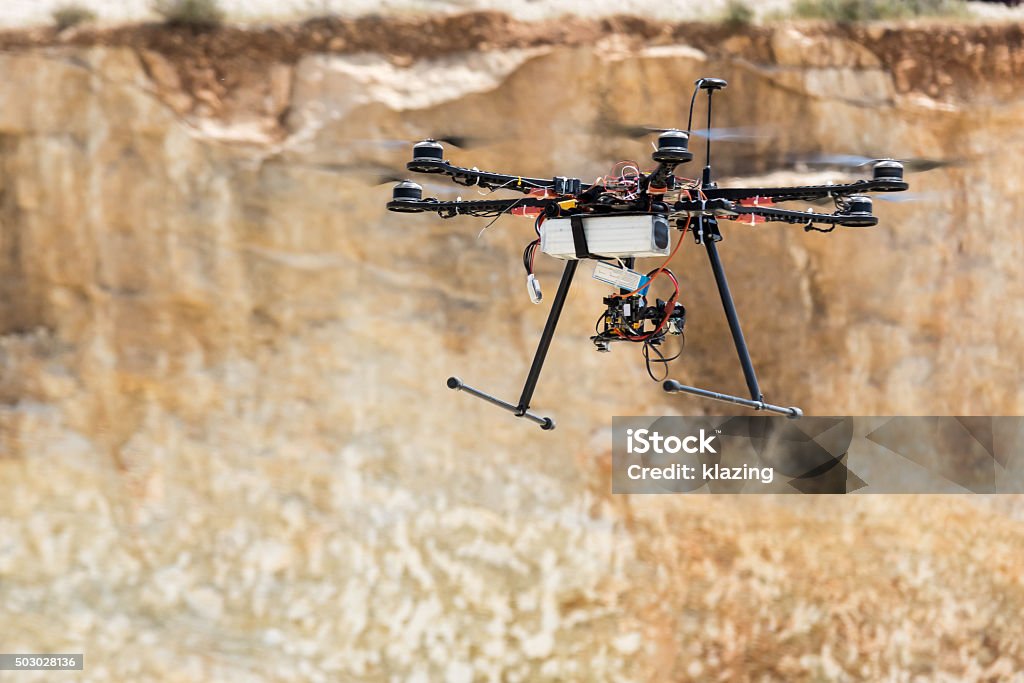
[570,215,591,259]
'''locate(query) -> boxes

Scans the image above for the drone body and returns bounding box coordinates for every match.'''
[387,78,908,430]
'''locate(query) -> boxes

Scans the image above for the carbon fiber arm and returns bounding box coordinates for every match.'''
[703,178,907,202]
[406,159,592,195]
[670,199,877,228]
[386,196,554,215]
[728,204,877,228]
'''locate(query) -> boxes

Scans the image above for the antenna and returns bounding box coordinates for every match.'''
[698,78,727,186]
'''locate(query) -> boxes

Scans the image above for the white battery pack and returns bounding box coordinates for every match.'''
[592,262,647,291]
[540,214,670,260]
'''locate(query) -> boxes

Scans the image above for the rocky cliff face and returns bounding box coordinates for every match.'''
[0,15,1022,681]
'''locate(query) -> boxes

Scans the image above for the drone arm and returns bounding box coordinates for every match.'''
[407,159,590,196]
[704,178,907,203]
[646,162,684,193]
[727,204,878,228]
[386,196,553,216]
[670,199,878,228]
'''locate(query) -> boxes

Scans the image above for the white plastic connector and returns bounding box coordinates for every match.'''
[527,274,543,304]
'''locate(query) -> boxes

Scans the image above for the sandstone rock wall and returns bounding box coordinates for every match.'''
[0,17,1022,681]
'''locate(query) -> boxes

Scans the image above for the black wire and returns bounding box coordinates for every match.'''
[661,333,686,363]
[522,239,540,274]
[642,333,686,382]
[643,341,668,382]
[686,79,703,134]
[471,197,528,227]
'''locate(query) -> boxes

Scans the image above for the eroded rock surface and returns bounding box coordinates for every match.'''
[0,16,1022,681]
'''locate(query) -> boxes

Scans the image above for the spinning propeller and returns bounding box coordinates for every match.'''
[344,134,489,150]
[789,153,962,174]
[597,119,770,143]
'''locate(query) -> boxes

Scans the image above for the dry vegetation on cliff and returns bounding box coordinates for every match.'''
[1,12,1023,121]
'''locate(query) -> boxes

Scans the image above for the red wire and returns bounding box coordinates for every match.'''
[622,268,679,343]
[616,212,690,299]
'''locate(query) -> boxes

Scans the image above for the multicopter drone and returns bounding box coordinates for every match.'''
[386,78,909,430]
